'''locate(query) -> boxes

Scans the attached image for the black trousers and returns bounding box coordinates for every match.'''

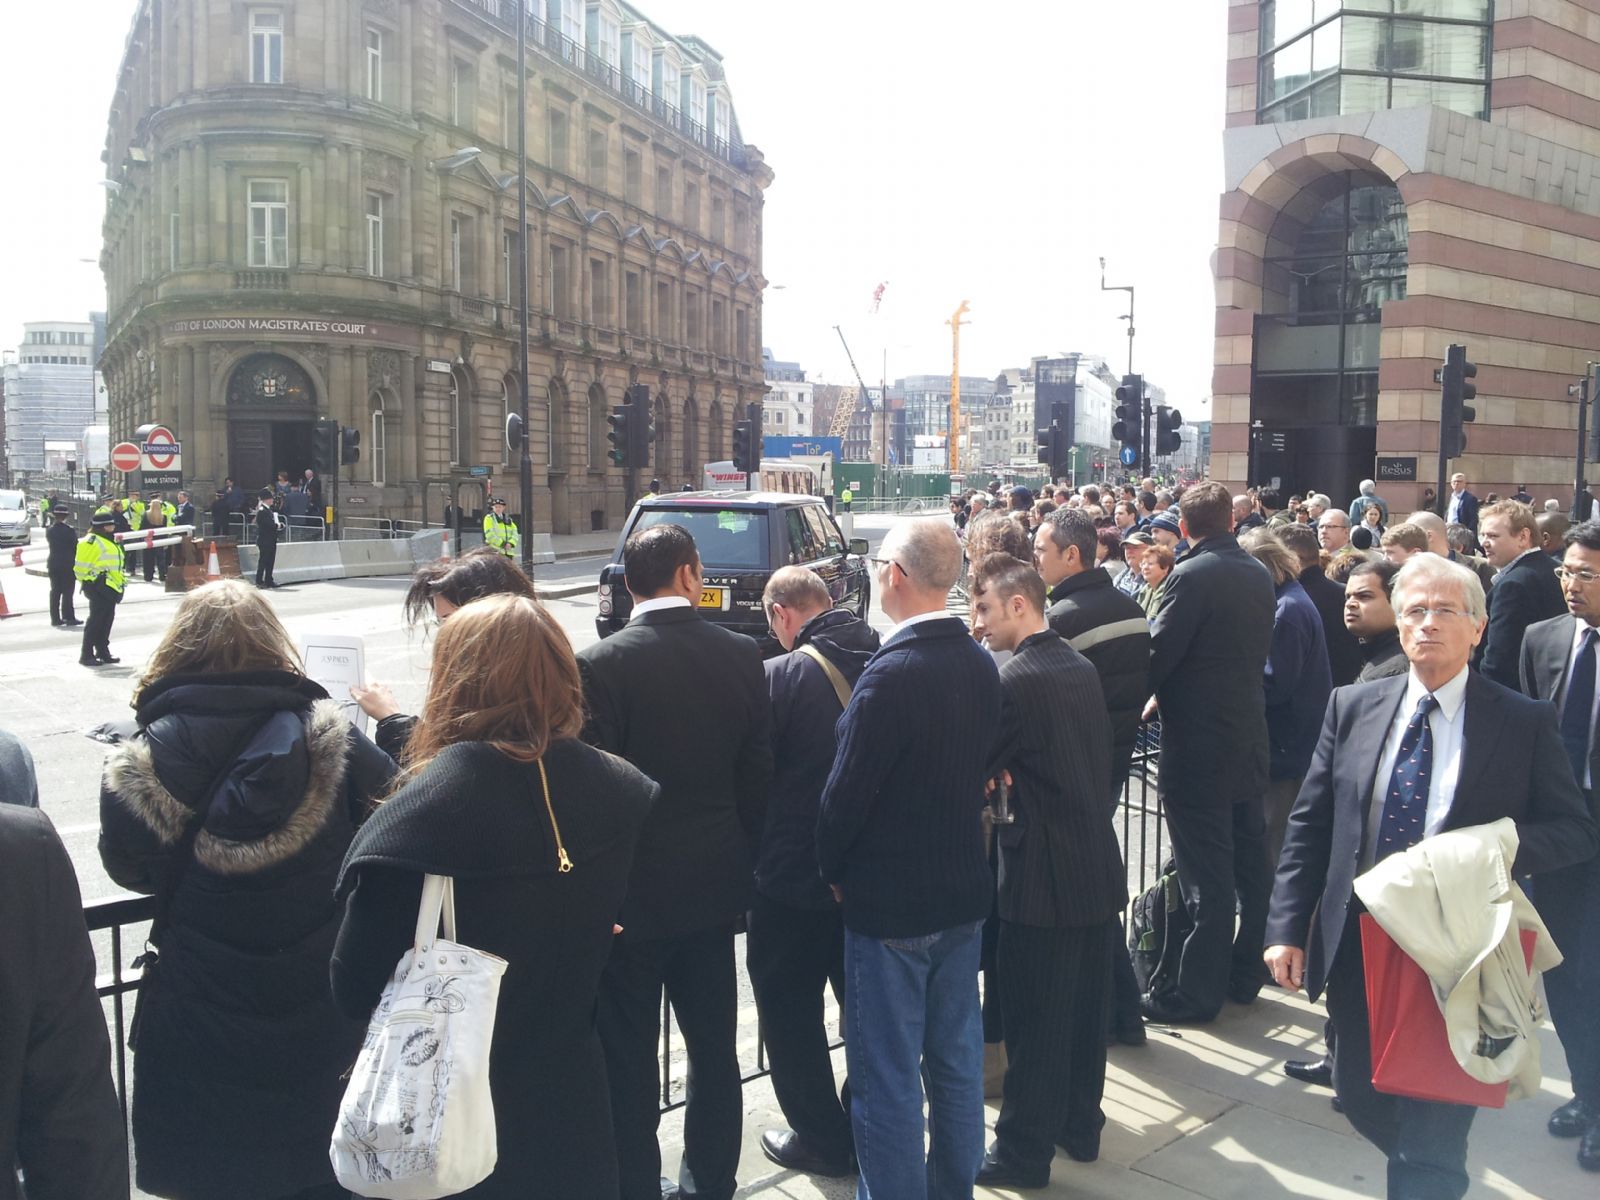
[142,544,169,582]
[745,893,852,1162]
[994,920,1113,1171]
[256,539,277,585]
[1530,855,1600,1104]
[1161,794,1273,1017]
[598,922,742,1200]
[48,566,76,624]
[1325,917,1476,1200]
[80,585,117,660]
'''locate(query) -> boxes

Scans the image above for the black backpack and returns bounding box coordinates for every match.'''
[1127,859,1193,997]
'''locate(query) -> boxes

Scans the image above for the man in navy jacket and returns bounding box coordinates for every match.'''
[817,519,1000,1199]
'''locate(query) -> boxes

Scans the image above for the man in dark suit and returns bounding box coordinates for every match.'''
[253,488,280,588]
[174,489,196,534]
[579,524,773,1200]
[968,555,1126,1190]
[1446,472,1480,536]
[1035,505,1151,1044]
[1519,520,1600,1172]
[0,805,128,1198]
[1145,480,1276,1024]
[750,567,878,1180]
[817,519,999,1199]
[1267,553,1598,1199]
[1478,500,1565,689]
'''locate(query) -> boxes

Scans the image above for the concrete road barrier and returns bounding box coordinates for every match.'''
[237,539,347,584]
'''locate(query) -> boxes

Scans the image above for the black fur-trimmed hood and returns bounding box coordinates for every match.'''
[104,677,351,876]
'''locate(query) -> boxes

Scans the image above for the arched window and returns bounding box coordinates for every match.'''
[369,392,387,485]
[588,382,608,469]
[681,396,699,477]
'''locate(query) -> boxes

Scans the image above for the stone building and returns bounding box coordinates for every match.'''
[1214,0,1600,508]
[100,0,771,532]
[3,321,102,475]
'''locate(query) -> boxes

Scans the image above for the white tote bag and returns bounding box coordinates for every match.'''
[331,874,508,1198]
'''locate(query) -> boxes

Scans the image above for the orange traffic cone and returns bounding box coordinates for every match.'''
[205,541,222,581]
[441,530,452,562]
[0,573,15,619]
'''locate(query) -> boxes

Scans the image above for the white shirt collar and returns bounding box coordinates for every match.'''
[1404,663,1469,722]
[630,595,693,620]
[885,609,953,643]
[1510,547,1545,568]
[1571,616,1600,652]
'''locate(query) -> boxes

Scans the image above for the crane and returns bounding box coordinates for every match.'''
[830,325,874,441]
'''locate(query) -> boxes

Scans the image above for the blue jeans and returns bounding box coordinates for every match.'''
[844,920,984,1200]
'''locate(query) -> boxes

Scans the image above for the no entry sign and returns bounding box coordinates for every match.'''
[111,442,142,472]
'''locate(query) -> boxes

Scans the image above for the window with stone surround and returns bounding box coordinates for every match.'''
[247,179,289,268]
[249,9,283,84]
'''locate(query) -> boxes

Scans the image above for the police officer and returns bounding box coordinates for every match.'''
[483,496,519,559]
[46,504,80,628]
[124,492,145,577]
[254,488,280,588]
[839,485,853,513]
[75,509,125,667]
[642,478,661,501]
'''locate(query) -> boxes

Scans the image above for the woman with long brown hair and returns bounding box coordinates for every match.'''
[98,579,396,1200]
[331,594,657,1198]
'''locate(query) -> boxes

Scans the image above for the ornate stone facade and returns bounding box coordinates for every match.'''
[101,0,772,530]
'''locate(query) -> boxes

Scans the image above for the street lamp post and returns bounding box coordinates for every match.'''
[516,1,534,573]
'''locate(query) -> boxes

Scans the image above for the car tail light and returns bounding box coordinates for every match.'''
[598,582,612,615]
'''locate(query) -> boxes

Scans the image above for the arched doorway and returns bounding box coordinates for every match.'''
[225,352,318,493]
[1251,170,1406,501]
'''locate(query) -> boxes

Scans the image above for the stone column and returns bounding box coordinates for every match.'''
[299,162,317,268]
[325,145,344,267]
[399,0,414,112]
[348,147,364,272]
[192,0,207,91]
[311,145,327,267]
[206,148,225,267]
[398,160,414,281]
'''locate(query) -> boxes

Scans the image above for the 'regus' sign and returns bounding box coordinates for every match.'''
[1376,456,1418,482]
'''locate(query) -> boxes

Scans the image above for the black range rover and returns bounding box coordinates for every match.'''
[596,492,871,655]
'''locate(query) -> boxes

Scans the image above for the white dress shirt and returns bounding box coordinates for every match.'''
[885,608,953,644]
[1363,665,1470,868]
[1447,491,1462,524]
[1559,617,1600,789]
[629,595,692,621]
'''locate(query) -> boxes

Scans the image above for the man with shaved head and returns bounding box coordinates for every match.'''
[1407,510,1494,592]
[817,518,1001,1196]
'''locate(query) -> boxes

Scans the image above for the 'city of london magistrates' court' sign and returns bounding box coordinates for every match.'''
[159,317,420,345]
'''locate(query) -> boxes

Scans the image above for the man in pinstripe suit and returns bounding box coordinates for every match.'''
[969,554,1129,1190]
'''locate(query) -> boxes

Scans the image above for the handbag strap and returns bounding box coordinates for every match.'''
[795,643,853,709]
[414,875,457,950]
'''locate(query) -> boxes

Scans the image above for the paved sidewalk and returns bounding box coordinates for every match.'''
[665,987,1588,1200]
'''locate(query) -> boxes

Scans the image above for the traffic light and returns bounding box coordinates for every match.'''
[627,386,656,467]
[732,420,756,473]
[1035,423,1061,469]
[312,418,337,476]
[1113,375,1143,462]
[1155,406,1183,457]
[339,425,361,466]
[606,404,631,466]
[1435,343,1477,458]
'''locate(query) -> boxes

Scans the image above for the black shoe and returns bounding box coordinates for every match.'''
[51,620,62,627]
[1331,1094,1343,1114]
[1054,1134,1100,1164]
[759,1129,853,1178]
[64,618,82,626]
[975,1148,1049,1189]
[1140,992,1216,1025]
[1579,1122,1600,1172]
[1112,1021,1148,1047]
[1283,1057,1333,1088]
[97,655,120,665]
[1228,982,1262,1005]
[79,657,101,668]
[1551,1097,1600,1138]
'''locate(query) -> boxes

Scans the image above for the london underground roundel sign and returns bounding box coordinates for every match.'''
[111,442,142,472]
[142,426,179,470]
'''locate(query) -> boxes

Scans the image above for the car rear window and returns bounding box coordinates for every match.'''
[633,508,770,569]
[0,491,23,511]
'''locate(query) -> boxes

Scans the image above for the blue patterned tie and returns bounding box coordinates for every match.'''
[1562,628,1597,787]
[1377,694,1438,862]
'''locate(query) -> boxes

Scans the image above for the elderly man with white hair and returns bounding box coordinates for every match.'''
[1266,553,1597,1200]
[1305,494,1333,523]
[1348,479,1389,528]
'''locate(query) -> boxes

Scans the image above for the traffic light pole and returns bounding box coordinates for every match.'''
[1573,368,1595,523]
[1140,395,1152,480]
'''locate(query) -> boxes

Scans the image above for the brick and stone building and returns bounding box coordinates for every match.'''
[100,0,771,531]
[1214,0,1600,507]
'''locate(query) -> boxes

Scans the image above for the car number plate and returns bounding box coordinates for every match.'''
[698,587,726,609]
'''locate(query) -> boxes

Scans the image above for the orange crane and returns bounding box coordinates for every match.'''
[947,301,970,474]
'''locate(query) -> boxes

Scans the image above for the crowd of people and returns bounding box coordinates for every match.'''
[5,467,1600,1200]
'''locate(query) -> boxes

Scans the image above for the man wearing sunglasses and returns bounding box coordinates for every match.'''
[1519,521,1600,1172]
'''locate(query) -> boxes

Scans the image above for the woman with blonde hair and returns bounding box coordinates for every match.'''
[98,578,395,1200]
[332,594,657,1198]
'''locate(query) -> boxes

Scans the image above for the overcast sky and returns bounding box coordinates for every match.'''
[0,0,1227,416]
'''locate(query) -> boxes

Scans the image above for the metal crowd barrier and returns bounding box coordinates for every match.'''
[81,726,1164,1181]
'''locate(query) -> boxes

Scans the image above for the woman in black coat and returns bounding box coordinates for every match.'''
[332,594,656,1199]
[99,579,395,1200]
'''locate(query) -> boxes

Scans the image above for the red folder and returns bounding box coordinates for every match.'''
[1359,913,1537,1109]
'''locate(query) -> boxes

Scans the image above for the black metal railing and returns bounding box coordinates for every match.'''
[452,0,748,169]
[81,731,1163,1176]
